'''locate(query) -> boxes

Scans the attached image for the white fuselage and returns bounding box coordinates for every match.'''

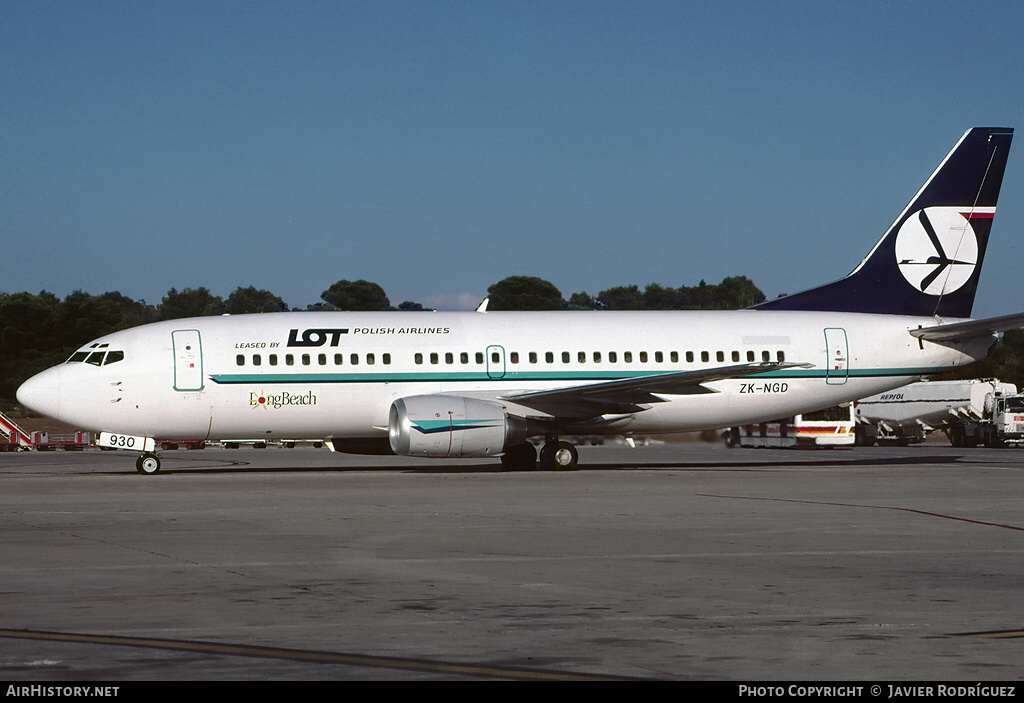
[17,309,987,444]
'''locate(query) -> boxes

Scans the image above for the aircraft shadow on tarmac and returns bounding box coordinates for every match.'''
[87,451,971,476]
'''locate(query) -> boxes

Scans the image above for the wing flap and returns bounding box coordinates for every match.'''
[500,361,812,419]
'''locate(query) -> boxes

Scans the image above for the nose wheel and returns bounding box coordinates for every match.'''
[136,453,161,474]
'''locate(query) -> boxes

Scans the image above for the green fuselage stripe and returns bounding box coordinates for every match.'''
[209,367,945,385]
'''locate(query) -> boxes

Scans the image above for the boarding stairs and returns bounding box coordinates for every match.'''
[1,410,33,451]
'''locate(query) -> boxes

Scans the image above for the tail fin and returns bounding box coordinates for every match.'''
[755,127,1013,317]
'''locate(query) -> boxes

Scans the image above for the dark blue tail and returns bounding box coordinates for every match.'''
[755,127,1013,318]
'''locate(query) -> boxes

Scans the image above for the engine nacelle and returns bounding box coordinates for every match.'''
[389,395,527,458]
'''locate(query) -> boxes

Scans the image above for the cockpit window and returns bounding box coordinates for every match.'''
[67,349,125,365]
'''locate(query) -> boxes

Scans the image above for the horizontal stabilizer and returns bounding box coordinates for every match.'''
[910,312,1024,342]
[501,361,812,418]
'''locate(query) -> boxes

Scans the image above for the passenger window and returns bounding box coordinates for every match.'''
[701,351,709,362]
[335,353,343,365]
[593,351,601,363]
[286,354,295,366]
[578,351,586,363]
[545,352,554,363]
[367,353,375,365]
[510,352,519,364]
[747,351,755,362]
[253,354,262,366]
[529,352,537,364]
[446,352,454,364]
[269,354,278,366]
[562,352,570,363]
[777,351,786,362]
[655,351,663,363]
[686,351,694,363]
[609,351,617,363]
[415,353,423,365]
[640,351,648,363]
[732,351,740,362]
[302,354,310,366]
[318,354,326,365]
[350,353,359,365]
[383,354,391,365]
[491,352,500,363]
[235,354,245,366]
[670,351,678,363]
[762,351,770,362]
[624,352,633,363]
[716,351,724,362]
[430,353,439,364]
[461,352,469,364]
[476,352,484,364]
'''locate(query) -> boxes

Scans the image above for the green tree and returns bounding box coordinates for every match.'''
[597,285,643,310]
[321,280,390,311]
[714,276,766,309]
[640,283,683,310]
[224,287,289,314]
[941,329,1024,389]
[396,301,427,311]
[158,287,225,320]
[566,291,603,310]
[0,290,157,404]
[486,276,563,311]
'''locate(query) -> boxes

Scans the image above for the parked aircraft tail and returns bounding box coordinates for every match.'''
[756,127,1013,318]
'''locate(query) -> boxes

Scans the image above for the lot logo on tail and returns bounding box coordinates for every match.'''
[895,207,982,295]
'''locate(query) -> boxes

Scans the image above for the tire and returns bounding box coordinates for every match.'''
[540,441,578,470]
[136,453,161,474]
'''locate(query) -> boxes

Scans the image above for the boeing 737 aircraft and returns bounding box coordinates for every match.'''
[16,127,1019,473]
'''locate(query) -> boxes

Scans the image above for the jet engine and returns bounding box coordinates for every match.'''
[388,395,528,458]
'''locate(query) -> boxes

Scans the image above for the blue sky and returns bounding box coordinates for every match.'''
[3,0,1023,316]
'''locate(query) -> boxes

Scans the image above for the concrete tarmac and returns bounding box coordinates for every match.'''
[1,441,1022,681]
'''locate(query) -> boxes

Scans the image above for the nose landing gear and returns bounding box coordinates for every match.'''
[136,452,161,474]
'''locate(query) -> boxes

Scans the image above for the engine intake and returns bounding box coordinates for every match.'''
[389,395,527,458]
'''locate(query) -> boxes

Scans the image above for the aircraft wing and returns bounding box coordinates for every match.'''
[910,312,1024,342]
[500,361,813,419]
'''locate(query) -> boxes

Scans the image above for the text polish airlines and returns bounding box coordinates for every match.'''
[16,128,1021,473]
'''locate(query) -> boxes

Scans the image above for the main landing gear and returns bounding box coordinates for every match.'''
[136,452,161,474]
[500,436,579,471]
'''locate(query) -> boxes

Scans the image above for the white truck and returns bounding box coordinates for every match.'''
[854,378,1024,447]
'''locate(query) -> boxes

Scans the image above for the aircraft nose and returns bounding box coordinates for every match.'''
[16,366,62,419]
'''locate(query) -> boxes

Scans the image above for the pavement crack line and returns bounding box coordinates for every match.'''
[0,628,625,681]
[695,494,1024,532]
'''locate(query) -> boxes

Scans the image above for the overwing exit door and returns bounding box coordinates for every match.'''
[486,345,506,379]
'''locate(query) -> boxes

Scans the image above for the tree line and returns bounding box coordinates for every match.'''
[0,275,764,405]
[4,275,1022,407]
